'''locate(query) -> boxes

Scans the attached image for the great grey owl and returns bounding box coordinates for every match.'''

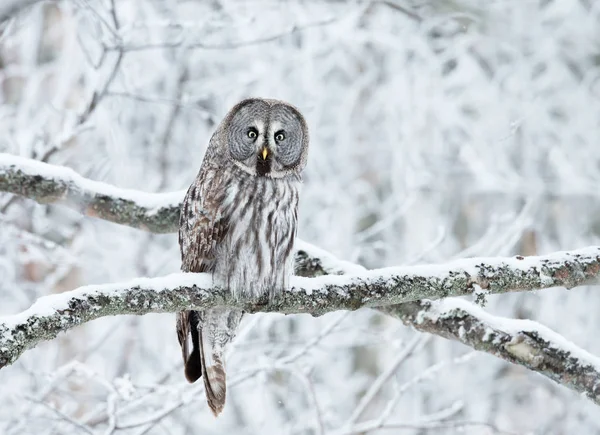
[177,98,309,416]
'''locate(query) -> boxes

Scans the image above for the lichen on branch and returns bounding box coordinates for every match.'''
[0,153,183,233]
[1,245,600,374]
[386,299,600,405]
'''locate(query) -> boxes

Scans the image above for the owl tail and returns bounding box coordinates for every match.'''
[199,326,227,416]
[182,311,203,383]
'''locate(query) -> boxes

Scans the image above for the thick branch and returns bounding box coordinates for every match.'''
[1,245,600,372]
[385,299,600,405]
[299,242,600,404]
[3,154,600,405]
[0,154,183,233]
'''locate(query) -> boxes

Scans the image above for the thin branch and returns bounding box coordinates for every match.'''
[105,91,198,108]
[347,335,428,424]
[376,1,423,23]
[332,419,521,435]
[105,18,336,52]
[375,354,475,425]
[78,48,124,124]
[77,0,124,125]
[24,396,95,435]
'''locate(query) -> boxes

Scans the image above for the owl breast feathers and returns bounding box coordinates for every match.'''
[176,98,309,416]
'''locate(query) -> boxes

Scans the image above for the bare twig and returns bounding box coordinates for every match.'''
[77,0,124,124]
[376,1,423,22]
[106,18,336,52]
[347,335,428,424]
[24,396,95,435]
[332,419,522,435]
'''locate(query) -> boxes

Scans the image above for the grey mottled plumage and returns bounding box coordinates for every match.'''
[177,98,309,416]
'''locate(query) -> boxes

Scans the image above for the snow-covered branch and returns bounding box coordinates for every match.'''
[386,299,600,405]
[1,242,600,377]
[298,243,600,406]
[0,154,183,233]
[3,154,600,406]
[301,243,600,405]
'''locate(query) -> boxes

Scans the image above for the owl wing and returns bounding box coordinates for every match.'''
[176,165,228,383]
[178,166,228,273]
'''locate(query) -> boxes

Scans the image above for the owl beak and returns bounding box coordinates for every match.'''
[261,147,268,160]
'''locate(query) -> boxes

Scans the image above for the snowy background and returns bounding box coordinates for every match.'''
[1,0,600,433]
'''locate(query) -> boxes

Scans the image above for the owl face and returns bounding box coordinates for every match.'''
[225,98,309,178]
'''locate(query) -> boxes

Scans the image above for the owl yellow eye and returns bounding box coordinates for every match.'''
[247,129,258,139]
[275,132,285,142]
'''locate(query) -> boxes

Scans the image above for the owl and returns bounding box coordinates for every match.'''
[176,98,309,416]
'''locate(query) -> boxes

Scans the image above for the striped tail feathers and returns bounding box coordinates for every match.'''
[199,327,227,416]
[179,309,238,416]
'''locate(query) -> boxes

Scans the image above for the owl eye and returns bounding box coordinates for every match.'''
[247,128,258,139]
[275,131,285,142]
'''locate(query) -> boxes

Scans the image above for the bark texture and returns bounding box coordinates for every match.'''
[0,154,181,233]
[386,300,600,405]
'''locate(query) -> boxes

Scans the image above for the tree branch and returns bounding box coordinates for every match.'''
[3,154,600,405]
[1,244,600,376]
[0,153,183,232]
[299,242,600,405]
[385,299,600,405]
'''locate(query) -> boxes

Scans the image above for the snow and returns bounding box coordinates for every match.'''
[294,239,366,275]
[0,153,185,211]
[0,272,213,335]
[426,298,600,372]
[291,245,600,297]
[3,1,600,430]
[367,246,600,281]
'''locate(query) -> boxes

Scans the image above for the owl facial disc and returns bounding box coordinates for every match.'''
[224,98,309,179]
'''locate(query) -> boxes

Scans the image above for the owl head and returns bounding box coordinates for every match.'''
[219,98,309,178]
